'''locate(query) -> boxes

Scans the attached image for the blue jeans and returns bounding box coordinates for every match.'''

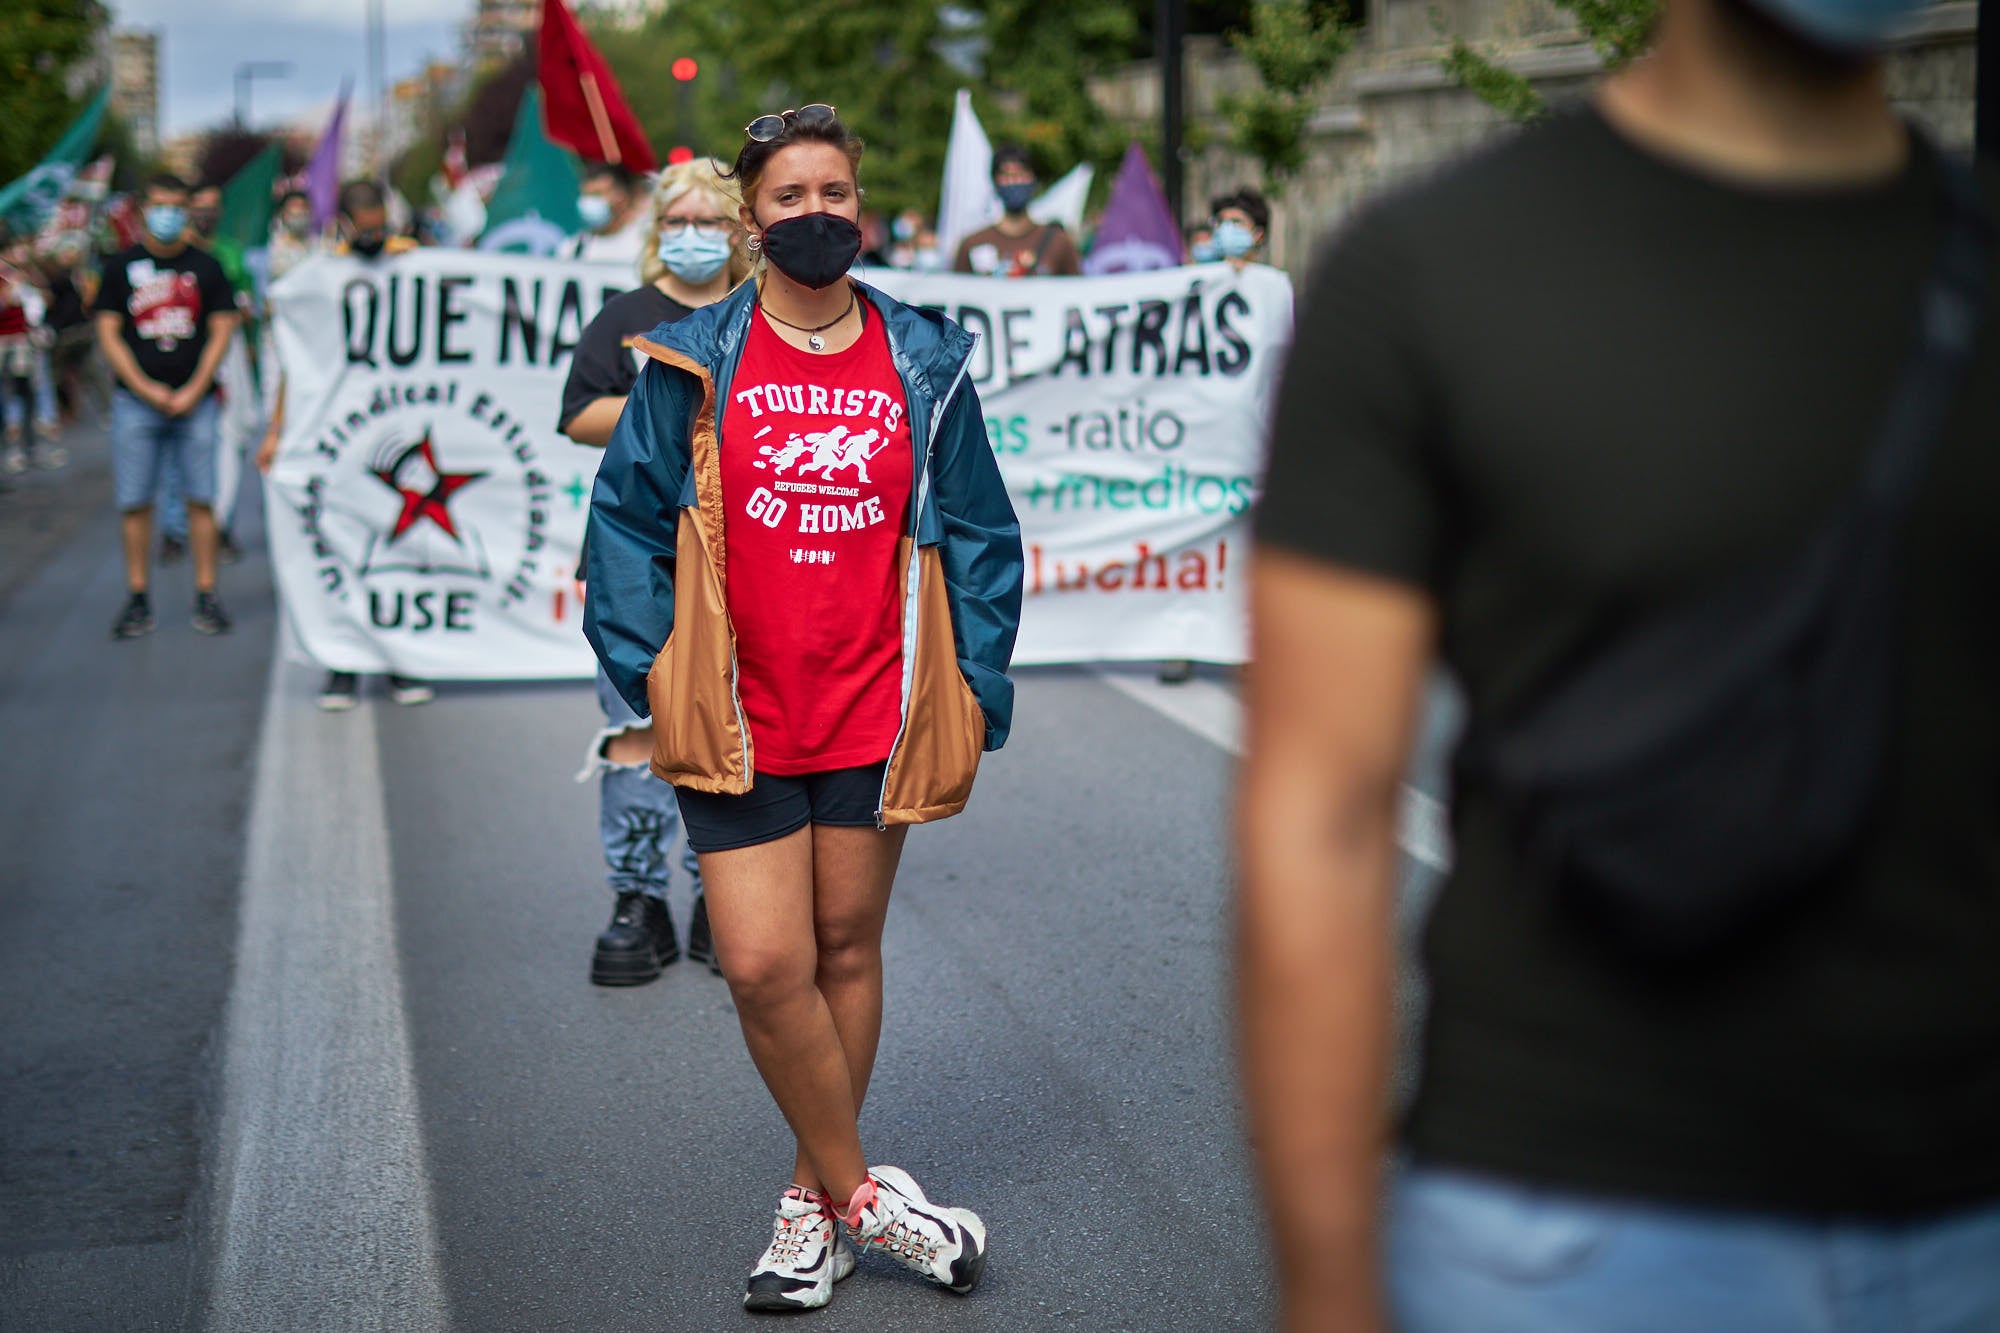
[1386,1164,2000,1333]
[109,390,217,513]
[589,666,700,901]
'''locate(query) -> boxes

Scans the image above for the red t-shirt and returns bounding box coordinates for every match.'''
[719,305,914,775]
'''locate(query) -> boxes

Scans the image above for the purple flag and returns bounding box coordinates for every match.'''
[306,82,352,229]
[1082,143,1183,276]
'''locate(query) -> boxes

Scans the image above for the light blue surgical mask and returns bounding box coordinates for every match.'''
[1740,0,1926,49]
[577,194,614,231]
[145,205,186,244]
[1213,219,1257,259]
[659,228,732,284]
[1190,239,1223,264]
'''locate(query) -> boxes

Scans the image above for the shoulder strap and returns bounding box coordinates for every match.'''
[1029,224,1058,271]
[1862,149,1992,511]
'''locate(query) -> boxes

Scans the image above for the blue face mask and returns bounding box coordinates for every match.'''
[1213,219,1257,259]
[577,194,614,231]
[659,228,732,284]
[1739,0,1926,49]
[1190,239,1223,264]
[145,205,186,244]
[996,182,1037,214]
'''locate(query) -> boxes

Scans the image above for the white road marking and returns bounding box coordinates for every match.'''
[206,655,447,1331]
[1093,666,1454,872]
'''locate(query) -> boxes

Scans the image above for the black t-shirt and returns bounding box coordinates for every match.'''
[557,284,693,433]
[1258,107,2000,1216]
[47,271,87,331]
[92,243,235,390]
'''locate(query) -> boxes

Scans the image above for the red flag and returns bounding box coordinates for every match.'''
[537,0,657,172]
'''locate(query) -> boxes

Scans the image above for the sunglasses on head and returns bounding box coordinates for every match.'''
[744,103,838,143]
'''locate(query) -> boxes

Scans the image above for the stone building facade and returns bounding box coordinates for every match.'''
[1090,0,1979,277]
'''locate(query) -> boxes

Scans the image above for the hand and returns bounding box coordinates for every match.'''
[136,379,174,412]
[165,384,204,418]
[573,578,587,606]
[256,428,282,475]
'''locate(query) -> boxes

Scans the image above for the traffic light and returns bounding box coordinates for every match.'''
[670,55,698,164]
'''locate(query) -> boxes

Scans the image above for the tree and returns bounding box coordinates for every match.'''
[975,0,1145,181]
[0,0,105,186]
[1441,0,1658,122]
[1222,0,1356,196]
[618,0,964,214]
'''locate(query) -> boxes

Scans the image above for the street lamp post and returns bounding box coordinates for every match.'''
[1979,0,1994,157]
[1158,0,1185,228]
[234,61,294,130]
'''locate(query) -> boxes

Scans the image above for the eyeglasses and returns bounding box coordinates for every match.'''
[744,103,838,143]
[658,217,734,238]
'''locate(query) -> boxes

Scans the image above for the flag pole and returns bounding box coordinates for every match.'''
[578,71,622,166]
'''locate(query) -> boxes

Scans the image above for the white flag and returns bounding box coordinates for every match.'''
[933,89,1001,269]
[1028,163,1093,240]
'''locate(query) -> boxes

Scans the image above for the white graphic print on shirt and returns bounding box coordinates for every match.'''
[731,378,909,563]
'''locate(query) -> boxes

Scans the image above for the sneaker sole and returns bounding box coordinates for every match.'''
[192,620,230,635]
[589,943,677,986]
[113,621,156,640]
[317,696,360,712]
[391,690,435,705]
[867,1166,989,1294]
[742,1277,831,1312]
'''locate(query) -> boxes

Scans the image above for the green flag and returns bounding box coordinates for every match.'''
[480,87,583,254]
[218,142,282,253]
[0,86,110,235]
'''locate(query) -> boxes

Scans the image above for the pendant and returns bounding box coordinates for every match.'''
[808,334,826,352]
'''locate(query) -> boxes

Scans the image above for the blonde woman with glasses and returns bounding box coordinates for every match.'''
[560,157,753,989]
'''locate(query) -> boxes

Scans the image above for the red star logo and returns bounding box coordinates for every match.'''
[373,432,484,543]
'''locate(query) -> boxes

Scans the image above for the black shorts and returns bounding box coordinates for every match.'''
[673,762,888,853]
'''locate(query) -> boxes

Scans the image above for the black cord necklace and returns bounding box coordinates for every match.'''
[760,283,857,352]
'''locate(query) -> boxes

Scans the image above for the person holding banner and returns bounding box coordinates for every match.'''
[585,103,1022,1313]
[561,156,753,988]
[1208,188,1271,272]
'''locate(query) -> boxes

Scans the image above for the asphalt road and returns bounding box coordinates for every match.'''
[0,430,1454,1332]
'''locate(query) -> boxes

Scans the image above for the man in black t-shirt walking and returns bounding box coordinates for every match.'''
[95,172,240,638]
[1238,0,2000,1329]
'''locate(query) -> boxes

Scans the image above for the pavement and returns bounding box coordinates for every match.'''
[0,426,1455,1331]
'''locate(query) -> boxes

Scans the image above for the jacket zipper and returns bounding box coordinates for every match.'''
[876,337,979,826]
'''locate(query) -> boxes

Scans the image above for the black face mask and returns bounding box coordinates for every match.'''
[758,212,862,291]
[349,229,388,259]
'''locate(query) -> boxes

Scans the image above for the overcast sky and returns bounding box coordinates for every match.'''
[111,0,469,138]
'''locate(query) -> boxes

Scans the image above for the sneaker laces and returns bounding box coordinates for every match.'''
[764,1187,827,1268]
[845,1180,941,1266]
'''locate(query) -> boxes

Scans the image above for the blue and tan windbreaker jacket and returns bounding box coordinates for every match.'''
[584,278,1025,826]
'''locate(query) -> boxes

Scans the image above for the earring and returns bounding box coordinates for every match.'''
[746,233,763,252]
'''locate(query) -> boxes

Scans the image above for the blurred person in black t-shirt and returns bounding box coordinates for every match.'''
[93,172,239,639]
[1237,0,2000,1328]
[558,156,752,989]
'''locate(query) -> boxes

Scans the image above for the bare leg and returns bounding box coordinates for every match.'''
[121,506,152,593]
[187,500,219,594]
[791,823,905,1199]
[701,827,873,1206]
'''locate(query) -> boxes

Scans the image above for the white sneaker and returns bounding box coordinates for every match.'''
[743,1187,856,1312]
[388,675,434,706]
[845,1166,987,1294]
[0,445,25,476]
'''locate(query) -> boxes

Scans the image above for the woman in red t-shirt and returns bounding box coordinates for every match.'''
[583,106,1024,1313]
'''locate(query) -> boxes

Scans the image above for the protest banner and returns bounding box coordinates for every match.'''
[264,249,1291,678]
[872,261,1292,664]
[264,250,617,678]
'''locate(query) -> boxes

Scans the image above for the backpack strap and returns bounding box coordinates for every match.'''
[1861,146,1992,511]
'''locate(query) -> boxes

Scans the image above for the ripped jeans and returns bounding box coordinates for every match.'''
[582,666,700,901]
